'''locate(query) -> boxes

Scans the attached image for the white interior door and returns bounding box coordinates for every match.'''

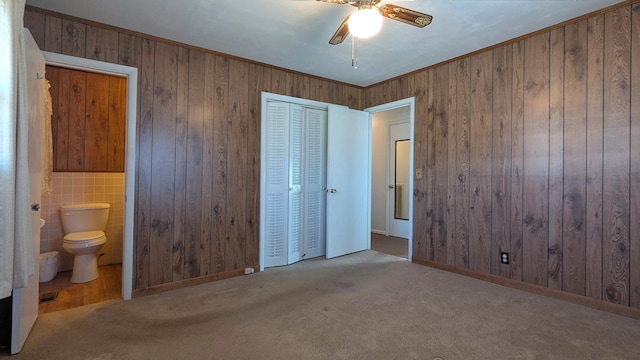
[263,101,290,268]
[11,29,44,354]
[388,122,410,239]
[303,108,327,259]
[326,105,371,259]
[287,105,304,264]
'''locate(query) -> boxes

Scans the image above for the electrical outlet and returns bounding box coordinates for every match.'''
[244,267,254,275]
[500,252,509,264]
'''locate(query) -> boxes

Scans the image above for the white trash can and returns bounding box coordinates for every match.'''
[39,251,59,283]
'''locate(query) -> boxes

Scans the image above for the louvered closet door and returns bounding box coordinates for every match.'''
[264,102,290,268]
[287,105,304,264]
[303,108,327,259]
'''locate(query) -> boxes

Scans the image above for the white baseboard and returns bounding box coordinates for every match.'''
[371,229,386,235]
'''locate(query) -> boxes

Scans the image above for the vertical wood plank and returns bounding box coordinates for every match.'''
[52,66,69,170]
[187,49,206,278]
[491,44,512,278]
[149,42,178,286]
[134,39,155,290]
[246,64,270,267]
[202,52,216,275]
[226,59,249,271]
[446,62,458,266]
[86,25,119,63]
[24,10,45,49]
[271,69,288,96]
[383,80,398,104]
[44,15,62,53]
[563,22,589,295]
[602,6,631,305]
[629,2,640,309]
[454,58,471,269]
[173,47,189,281]
[522,33,550,287]
[426,68,436,261]
[432,64,449,263]
[585,14,605,301]
[410,72,427,260]
[396,76,409,100]
[68,70,86,170]
[118,34,143,68]
[548,27,565,291]
[107,76,126,171]
[343,85,362,110]
[212,55,229,273]
[61,19,85,57]
[85,73,110,170]
[469,51,493,273]
[510,40,525,282]
[292,74,308,99]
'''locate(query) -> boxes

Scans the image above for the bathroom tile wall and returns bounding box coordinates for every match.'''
[40,172,124,272]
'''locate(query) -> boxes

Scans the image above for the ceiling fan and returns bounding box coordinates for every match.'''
[317,0,433,45]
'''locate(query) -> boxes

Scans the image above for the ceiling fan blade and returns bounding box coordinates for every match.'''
[329,15,350,45]
[316,0,350,4]
[378,4,433,28]
[315,0,382,4]
[348,0,382,7]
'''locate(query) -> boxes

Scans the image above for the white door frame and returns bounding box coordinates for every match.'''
[365,98,415,262]
[259,91,376,271]
[42,51,137,300]
[388,121,411,238]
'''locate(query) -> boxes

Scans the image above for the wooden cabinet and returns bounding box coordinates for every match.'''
[46,65,126,172]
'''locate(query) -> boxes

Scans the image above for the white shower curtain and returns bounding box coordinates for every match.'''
[0,0,33,300]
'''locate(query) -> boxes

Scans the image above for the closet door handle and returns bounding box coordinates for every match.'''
[328,188,337,194]
[31,203,40,211]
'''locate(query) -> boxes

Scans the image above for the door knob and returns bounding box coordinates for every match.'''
[328,188,337,193]
[388,185,395,189]
[31,203,40,211]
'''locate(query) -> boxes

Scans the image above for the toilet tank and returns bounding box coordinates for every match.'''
[60,203,110,234]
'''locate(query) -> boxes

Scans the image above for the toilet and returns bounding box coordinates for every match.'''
[60,203,110,283]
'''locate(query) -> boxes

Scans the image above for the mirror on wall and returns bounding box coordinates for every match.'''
[394,139,410,220]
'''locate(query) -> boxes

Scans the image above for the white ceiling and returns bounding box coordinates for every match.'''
[25,0,624,87]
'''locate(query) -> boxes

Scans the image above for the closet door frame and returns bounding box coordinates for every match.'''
[260,93,347,270]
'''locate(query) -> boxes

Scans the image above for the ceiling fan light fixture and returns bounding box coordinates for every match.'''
[348,8,383,39]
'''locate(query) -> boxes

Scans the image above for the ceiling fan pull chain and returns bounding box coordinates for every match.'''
[351,35,358,69]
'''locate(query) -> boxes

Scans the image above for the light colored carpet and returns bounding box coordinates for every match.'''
[5,251,640,360]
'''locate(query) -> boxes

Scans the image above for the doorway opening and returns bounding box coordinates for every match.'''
[260,93,372,271]
[42,51,138,302]
[367,98,415,261]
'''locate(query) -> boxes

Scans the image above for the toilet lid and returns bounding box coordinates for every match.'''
[64,230,105,242]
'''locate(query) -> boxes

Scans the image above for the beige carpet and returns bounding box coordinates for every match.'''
[5,251,640,360]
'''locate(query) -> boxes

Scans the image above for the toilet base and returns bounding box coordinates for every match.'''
[70,253,99,283]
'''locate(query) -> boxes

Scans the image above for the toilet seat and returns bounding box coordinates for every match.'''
[63,230,106,247]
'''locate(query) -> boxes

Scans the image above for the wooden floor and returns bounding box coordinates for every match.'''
[371,233,408,259]
[38,263,122,314]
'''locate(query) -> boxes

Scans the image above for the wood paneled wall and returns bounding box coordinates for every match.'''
[46,65,126,172]
[366,2,640,309]
[24,2,640,310]
[24,7,363,291]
